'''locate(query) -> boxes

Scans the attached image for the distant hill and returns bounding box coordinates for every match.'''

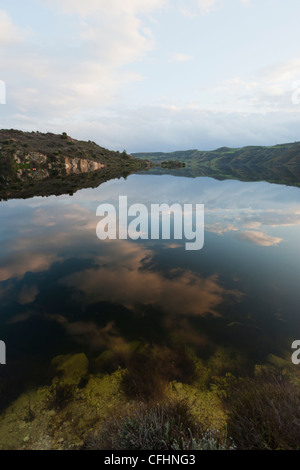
[133,142,300,166]
[133,142,300,187]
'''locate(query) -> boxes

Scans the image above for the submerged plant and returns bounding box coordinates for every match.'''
[45,382,75,411]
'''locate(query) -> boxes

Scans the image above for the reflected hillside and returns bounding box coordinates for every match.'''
[0,164,142,200]
[135,143,300,187]
[140,164,300,187]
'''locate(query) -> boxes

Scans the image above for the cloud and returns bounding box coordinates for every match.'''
[0,1,167,117]
[195,0,250,14]
[169,53,193,62]
[1,1,300,151]
[47,105,300,153]
[43,0,168,67]
[196,0,219,13]
[47,0,168,18]
[203,56,300,114]
[18,284,39,305]
[0,252,59,282]
[62,240,241,317]
[260,58,300,83]
[237,230,283,247]
[0,10,27,44]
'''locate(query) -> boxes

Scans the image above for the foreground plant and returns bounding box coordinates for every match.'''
[84,399,233,450]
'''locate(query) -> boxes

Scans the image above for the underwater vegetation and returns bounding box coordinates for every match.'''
[0,346,299,450]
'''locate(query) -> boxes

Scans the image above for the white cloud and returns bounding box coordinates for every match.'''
[238,231,283,247]
[47,0,168,18]
[179,8,198,18]
[200,56,300,114]
[260,58,300,83]
[195,0,250,14]
[169,53,193,62]
[42,0,168,67]
[196,0,219,13]
[0,10,27,44]
[42,105,299,153]
[1,1,167,117]
[1,0,300,151]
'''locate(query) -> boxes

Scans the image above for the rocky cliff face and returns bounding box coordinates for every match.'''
[12,152,105,182]
[64,156,104,176]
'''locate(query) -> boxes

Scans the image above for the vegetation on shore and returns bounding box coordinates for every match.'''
[134,142,300,167]
[160,160,186,169]
[0,129,152,200]
[134,142,300,187]
[0,129,133,165]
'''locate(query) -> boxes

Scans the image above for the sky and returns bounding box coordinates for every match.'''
[0,0,300,152]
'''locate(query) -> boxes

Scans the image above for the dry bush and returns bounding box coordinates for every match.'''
[84,399,232,450]
[225,372,300,450]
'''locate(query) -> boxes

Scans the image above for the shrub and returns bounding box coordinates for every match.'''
[84,400,233,450]
[225,372,300,450]
[172,429,235,451]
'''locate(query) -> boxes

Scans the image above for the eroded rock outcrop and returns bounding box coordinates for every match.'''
[12,152,106,182]
[64,156,104,176]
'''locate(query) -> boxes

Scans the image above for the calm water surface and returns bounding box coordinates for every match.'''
[0,173,300,395]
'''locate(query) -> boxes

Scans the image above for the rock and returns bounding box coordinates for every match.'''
[51,353,89,386]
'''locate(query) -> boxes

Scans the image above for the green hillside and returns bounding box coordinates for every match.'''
[133,142,300,166]
[133,142,300,186]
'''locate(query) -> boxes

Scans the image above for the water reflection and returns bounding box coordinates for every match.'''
[0,174,299,387]
[61,240,241,317]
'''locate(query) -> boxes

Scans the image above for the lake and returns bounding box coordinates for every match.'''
[0,171,300,416]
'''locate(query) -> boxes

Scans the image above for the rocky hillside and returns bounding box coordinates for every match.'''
[0,129,132,164]
[0,129,151,199]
